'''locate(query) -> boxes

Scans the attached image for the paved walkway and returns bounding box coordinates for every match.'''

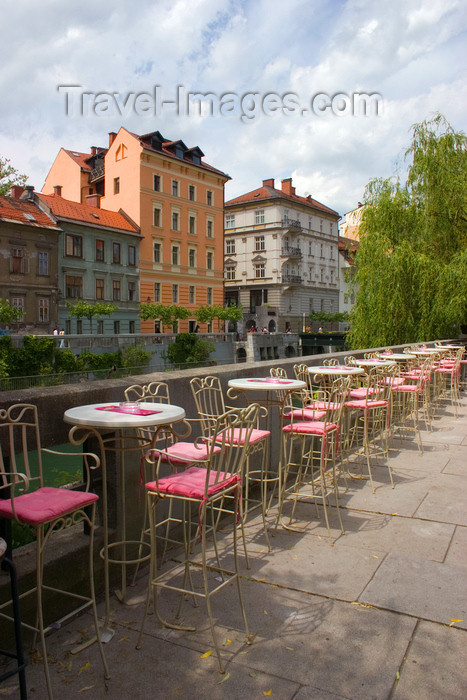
[2,393,467,699]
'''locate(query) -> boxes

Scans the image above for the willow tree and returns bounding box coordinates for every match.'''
[348,114,467,349]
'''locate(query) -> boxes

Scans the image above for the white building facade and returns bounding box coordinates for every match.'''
[224,178,340,333]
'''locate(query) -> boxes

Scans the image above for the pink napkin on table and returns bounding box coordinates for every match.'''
[96,405,162,416]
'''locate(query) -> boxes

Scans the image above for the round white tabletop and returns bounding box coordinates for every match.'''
[308,365,364,376]
[412,348,443,355]
[354,359,397,367]
[228,377,306,391]
[436,344,464,350]
[378,353,416,360]
[64,402,186,428]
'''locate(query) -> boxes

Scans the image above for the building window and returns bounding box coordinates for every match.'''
[254,263,265,278]
[255,235,265,251]
[255,209,265,225]
[113,280,121,301]
[226,266,235,280]
[172,180,179,197]
[113,242,121,264]
[154,282,161,302]
[114,320,120,335]
[320,268,325,283]
[189,185,195,201]
[206,219,213,238]
[320,243,324,258]
[97,320,104,334]
[153,242,161,263]
[206,251,213,270]
[153,174,161,191]
[65,234,82,258]
[226,239,235,254]
[8,250,24,280]
[320,219,323,232]
[309,242,313,256]
[96,278,105,299]
[189,215,196,235]
[38,298,49,323]
[330,222,334,235]
[330,270,335,284]
[189,285,195,304]
[65,319,71,334]
[172,211,179,230]
[114,177,120,194]
[225,214,235,229]
[11,296,24,316]
[77,319,83,334]
[154,320,161,333]
[37,251,49,276]
[206,190,213,206]
[128,245,136,266]
[189,248,196,268]
[153,207,161,227]
[128,281,136,301]
[207,287,213,305]
[96,239,105,262]
[171,245,179,266]
[129,320,135,334]
[172,284,178,303]
[65,275,82,298]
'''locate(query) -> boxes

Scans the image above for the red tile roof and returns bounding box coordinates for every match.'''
[226,184,338,216]
[0,196,58,229]
[38,194,140,235]
[63,149,92,171]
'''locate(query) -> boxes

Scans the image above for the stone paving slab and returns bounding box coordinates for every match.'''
[413,473,467,526]
[360,553,467,629]
[444,524,467,568]
[392,620,467,700]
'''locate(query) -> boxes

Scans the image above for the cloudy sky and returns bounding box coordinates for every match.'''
[1,0,466,220]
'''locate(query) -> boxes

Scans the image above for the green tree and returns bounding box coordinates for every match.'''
[0,298,24,325]
[348,114,467,349]
[194,304,243,326]
[166,333,215,368]
[139,303,190,331]
[0,156,28,196]
[66,301,118,333]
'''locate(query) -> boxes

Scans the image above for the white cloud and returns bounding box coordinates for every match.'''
[0,0,465,217]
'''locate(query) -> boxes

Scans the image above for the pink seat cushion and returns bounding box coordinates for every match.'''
[283,409,326,421]
[157,442,221,466]
[306,401,342,411]
[348,387,382,399]
[146,466,238,499]
[0,487,98,526]
[386,377,405,386]
[344,399,388,409]
[282,420,338,435]
[392,384,420,393]
[217,427,270,445]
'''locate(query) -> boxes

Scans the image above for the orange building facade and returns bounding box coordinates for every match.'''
[42,128,230,333]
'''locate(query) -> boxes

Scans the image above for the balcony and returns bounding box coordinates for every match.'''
[281,245,302,259]
[281,273,302,285]
[281,217,301,232]
[90,163,105,181]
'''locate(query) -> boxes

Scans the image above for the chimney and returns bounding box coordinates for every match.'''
[53,185,62,197]
[85,194,102,208]
[281,178,295,196]
[25,185,35,200]
[262,178,275,188]
[90,146,98,156]
[108,132,117,147]
[10,185,25,200]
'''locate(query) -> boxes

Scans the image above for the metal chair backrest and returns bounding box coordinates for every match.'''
[124,381,170,404]
[190,375,227,436]
[206,404,261,490]
[0,404,43,492]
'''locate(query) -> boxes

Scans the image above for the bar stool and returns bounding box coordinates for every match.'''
[0,537,27,699]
